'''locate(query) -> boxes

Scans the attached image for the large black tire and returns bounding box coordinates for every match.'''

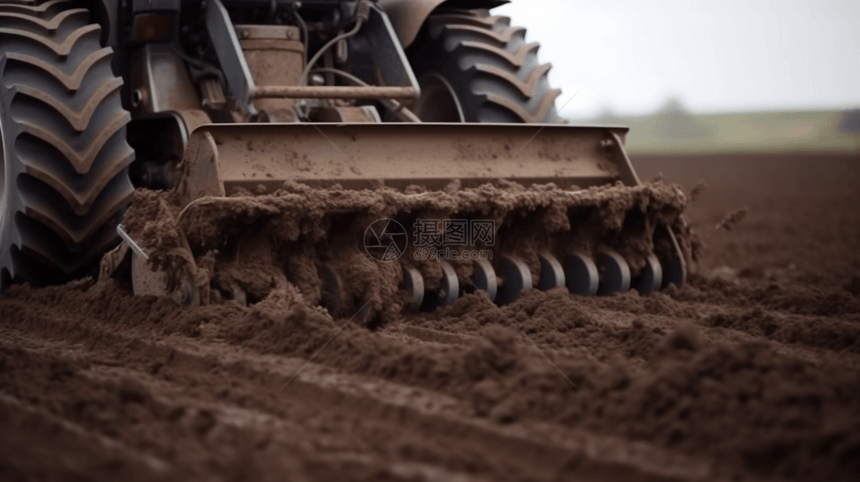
[0,0,134,290]
[407,9,561,124]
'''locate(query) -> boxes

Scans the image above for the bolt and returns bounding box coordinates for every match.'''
[131,88,145,108]
[309,73,325,86]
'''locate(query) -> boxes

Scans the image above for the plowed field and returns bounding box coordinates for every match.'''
[2,152,859,482]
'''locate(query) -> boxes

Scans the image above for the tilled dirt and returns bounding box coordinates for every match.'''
[122,179,688,315]
[2,152,860,482]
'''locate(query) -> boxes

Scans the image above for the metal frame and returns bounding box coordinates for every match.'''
[205,0,258,116]
[180,122,633,193]
[359,3,421,90]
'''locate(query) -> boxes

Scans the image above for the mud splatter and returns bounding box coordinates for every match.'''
[715,207,748,231]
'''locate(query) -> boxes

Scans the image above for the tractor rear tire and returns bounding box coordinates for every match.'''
[407,9,562,124]
[0,0,134,291]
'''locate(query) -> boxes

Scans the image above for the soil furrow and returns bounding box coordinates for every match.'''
[2,153,859,481]
[0,321,719,482]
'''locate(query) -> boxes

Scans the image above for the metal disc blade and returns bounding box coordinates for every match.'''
[596,247,631,296]
[323,264,372,323]
[132,253,199,307]
[661,251,686,289]
[564,251,599,297]
[400,263,425,310]
[472,258,497,302]
[538,251,565,290]
[322,264,346,317]
[656,226,686,289]
[440,261,460,307]
[421,261,460,311]
[496,255,532,305]
[633,252,663,295]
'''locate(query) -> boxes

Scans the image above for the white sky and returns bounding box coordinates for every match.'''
[493,0,860,118]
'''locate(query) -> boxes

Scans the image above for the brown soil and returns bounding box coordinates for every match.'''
[2,151,860,482]
[129,179,687,318]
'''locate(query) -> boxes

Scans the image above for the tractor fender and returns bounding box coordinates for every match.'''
[378,0,510,49]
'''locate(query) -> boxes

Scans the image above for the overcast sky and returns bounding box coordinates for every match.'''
[493,0,860,118]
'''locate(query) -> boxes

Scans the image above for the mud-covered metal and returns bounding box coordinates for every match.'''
[131,252,199,307]
[471,259,498,302]
[421,261,459,311]
[180,123,636,193]
[149,121,689,315]
[237,24,304,122]
[496,255,532,305]
[632,252,663,295]
[596,248,632,296]
[564,251,600,297]
[537,252,565,291]
[400,263,425,311]
[116,224,199,307]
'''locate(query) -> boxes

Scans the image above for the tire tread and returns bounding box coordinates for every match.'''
[409,9,561,124]
[0,0,133,285]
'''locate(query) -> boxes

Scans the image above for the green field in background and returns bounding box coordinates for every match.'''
[570,109,860,155]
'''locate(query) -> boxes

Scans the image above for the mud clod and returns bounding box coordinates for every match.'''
[715,207,749,231]
[118,376,151,404]
[847,276,860,297]
[689,180,707,202]
[661,321,701,352]
[49,361,75,382]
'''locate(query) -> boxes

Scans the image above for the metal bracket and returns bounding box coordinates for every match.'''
[130,44,203,115]
[604,131,641,187]
[176,131,225,208]
[602,131,688,287]
[205,0,257,117]
[351,4,420,93]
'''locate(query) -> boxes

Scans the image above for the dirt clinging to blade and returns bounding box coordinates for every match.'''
[122,180,689,322]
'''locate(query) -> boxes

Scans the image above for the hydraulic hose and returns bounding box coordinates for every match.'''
[300,0,372,86]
